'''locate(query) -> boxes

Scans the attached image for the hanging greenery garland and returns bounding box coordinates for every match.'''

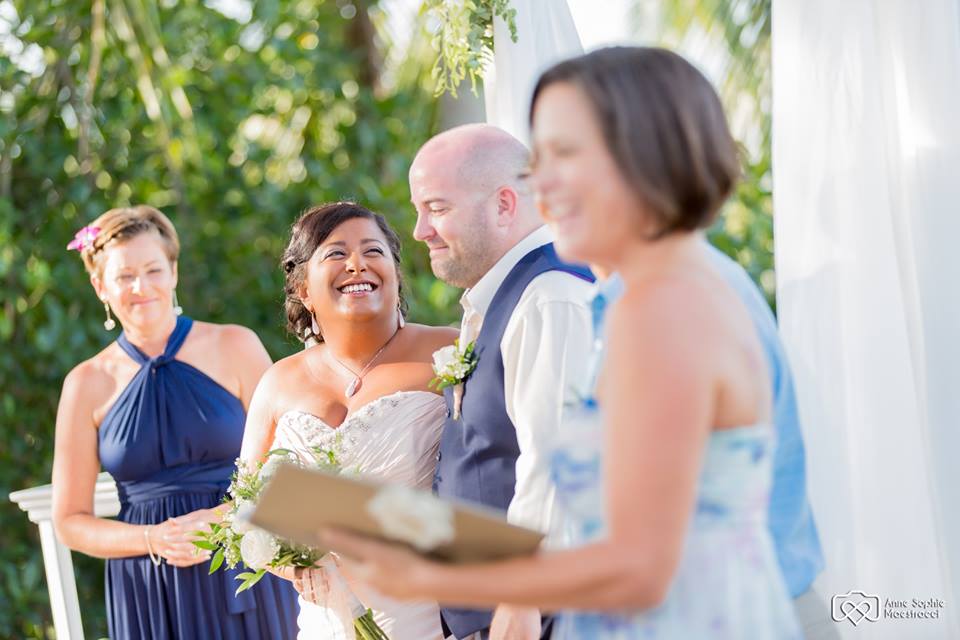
[424,0,518,97]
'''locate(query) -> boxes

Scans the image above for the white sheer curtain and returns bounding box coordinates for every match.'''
[773,1,960,637]
[483,0,582,142]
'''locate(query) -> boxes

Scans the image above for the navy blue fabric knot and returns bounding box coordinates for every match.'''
[99,315,244,481]
[149,355,172,370]
[116,318,191,367]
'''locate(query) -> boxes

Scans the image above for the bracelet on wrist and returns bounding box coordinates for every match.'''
[144,526,163,566]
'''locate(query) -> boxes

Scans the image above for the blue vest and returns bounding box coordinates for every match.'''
[434,243,593,639]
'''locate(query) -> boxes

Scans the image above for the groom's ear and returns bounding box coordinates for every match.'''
[494,186,519,228]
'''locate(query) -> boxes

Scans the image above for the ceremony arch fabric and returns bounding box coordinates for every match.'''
[773,1,960,637]
[483,0,582,143]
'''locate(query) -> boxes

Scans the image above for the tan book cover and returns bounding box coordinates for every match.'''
[247,462,544,563]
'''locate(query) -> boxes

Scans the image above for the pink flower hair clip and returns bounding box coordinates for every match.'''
[66,226,101,251]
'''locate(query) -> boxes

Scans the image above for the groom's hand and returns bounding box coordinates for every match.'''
[490,604,541,640]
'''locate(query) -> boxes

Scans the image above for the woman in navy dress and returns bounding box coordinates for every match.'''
[51,205,298,638]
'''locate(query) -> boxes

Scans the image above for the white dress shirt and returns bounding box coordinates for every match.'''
[458,226,594,534]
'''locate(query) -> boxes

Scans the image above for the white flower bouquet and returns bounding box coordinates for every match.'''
[195,444,389,639]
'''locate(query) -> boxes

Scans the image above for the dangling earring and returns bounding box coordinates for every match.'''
[172,289,183,316]
[101,298,116,331]
[397,302,405,329]
[302,323,317,348]
[311,313,320,336]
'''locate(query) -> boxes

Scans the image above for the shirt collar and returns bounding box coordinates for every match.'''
[587,271,625,336]
[460,225,554,318]
[593,271,625,303]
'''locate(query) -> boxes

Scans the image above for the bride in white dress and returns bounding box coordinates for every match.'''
[239,203,457,640]
[273,391,446,639]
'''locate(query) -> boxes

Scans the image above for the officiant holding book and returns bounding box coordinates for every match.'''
[319,46,804,640]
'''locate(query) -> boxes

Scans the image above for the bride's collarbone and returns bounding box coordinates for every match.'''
[303,343,433,376]
[302,360,433,400]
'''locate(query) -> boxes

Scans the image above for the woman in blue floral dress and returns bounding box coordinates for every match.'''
[319,47,801,639]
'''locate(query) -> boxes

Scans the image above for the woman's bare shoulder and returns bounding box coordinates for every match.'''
[67,342,127,384]
[190,320,264,352]
[404,323,459,351]
[60,344,127,419]
[238,349,305,421]
[256,347,312,388]
[607,274,723,363]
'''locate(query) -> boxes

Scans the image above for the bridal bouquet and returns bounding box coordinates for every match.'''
[194,443,389,639]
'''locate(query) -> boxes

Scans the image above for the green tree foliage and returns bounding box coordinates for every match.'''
[0,0,454,636]
[423,0,517,96]
[639,0,775,305]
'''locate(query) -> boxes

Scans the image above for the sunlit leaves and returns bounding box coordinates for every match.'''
[0,0,453,636]
[423,0,517,97]
[646,0,775,306]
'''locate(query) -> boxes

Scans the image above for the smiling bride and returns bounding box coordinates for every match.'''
[238,202,457,640]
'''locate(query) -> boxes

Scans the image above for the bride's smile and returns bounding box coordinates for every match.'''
[337,280,378,296]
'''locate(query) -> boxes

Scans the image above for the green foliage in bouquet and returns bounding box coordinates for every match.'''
[194,445,389,638]
[195,444,337,590]
[195,452,316,592]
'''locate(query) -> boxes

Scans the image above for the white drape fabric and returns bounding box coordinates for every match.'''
[483,0,582,143]
[773,2,960,637]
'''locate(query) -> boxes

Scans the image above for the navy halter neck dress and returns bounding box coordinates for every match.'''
[98,316,298,639]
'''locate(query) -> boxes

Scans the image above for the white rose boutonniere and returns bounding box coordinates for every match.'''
[430,339,477,419]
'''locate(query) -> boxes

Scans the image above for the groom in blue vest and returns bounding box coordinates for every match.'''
[410,124,595,640]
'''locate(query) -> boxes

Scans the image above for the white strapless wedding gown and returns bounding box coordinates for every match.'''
[272,390,447,640]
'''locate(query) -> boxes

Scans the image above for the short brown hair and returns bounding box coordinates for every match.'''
[281,202,406,344]
[79,205,180,278]
[531,47,740,238]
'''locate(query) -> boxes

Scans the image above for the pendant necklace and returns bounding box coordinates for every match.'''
[328,327,401,398]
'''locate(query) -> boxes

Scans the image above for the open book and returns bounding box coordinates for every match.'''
[245,462,544,563]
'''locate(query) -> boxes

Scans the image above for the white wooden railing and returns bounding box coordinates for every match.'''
[9,473,120,640]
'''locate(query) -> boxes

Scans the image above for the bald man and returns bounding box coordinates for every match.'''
[411,124,595,640]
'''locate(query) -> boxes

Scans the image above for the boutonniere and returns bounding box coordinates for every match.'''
[430,340,477,419]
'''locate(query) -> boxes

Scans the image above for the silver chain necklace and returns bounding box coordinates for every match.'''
[327,327,401,398]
